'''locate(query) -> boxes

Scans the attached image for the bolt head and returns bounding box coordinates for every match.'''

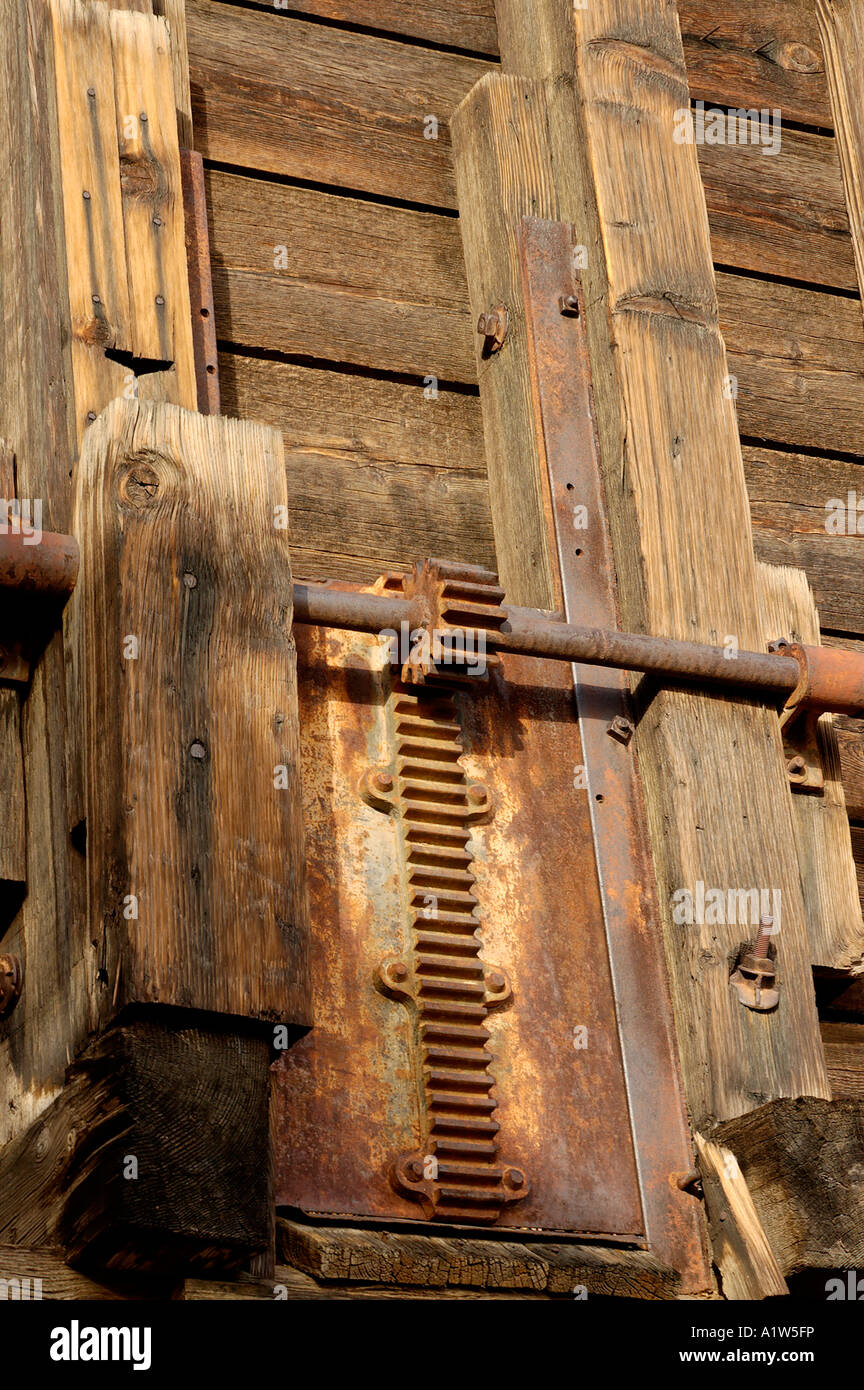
[506,1168,525,1189]
[487,972,506,993]
[467,783,486,805]
[374,770,394,792]
[389,962,407,982]
[407,1160,424,1181]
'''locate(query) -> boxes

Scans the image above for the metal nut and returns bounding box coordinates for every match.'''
[607,715,634,745]
[477,304,508,353]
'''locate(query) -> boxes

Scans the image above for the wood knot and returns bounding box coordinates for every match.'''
[117,450,177,506]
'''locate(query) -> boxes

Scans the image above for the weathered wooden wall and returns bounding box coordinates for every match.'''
[188,0,864,912]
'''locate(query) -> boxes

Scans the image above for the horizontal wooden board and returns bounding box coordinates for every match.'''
[678,0,831,129]
[219,351,493,580]
[206,170,475,379]
[744,444,864,632]
[187,0,489,206]
[821,1021,864,1101]
[207,169,864,457]
[224,0,498,54]
[699,128,853,290]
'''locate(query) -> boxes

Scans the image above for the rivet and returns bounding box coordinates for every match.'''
[190,741,207,760]
[82,189,91,200]
[87,87,95,98]
[467,783,486,805]
[183,571,197,589]
[155,294,165,306]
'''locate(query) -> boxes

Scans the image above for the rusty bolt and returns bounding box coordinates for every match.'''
[558,294,580,316]
[487,971,506,994]
[607,715,634,745]
[787,754,806,777]
[477,304,508,353]
[505,1168,525,1189]
[466,783,487,805]
[389,962,408,982]
[374,770,394,792]
[407,1159,424,1182]
[674,1168,701,1193]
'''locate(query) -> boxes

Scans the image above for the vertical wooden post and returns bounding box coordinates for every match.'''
[818,1,864,320]
[453,0,830,1132]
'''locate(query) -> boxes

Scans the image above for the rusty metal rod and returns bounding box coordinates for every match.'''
[0,530,79,597]
[292,582,803,700]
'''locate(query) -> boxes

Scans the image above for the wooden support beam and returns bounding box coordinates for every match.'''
[757,562,864,974]
[713,1097,864,1277]
[0,444,26,913]
[694,1133,789,1300]
[278,1218,681,1299]
[453,1,830,1132]
[69,397,311,1029]
[818,0,864,320]
[0,1021,273,1272]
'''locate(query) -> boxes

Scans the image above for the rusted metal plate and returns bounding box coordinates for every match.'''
[518,215,710,1288]
[274,617,645,1238]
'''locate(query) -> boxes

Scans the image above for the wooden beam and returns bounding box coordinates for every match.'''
[713,1097,864,1276]
[757,561,864,973]
[0,444,26,911]
[0,1021,273,1272]
[694,1133,789,1300]
[278,1218,681,1298]
[818,0,864,317]
[455,3,829,1128]
[68,397,311,1029]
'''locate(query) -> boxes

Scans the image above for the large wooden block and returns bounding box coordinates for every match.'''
[70,397,311,1029]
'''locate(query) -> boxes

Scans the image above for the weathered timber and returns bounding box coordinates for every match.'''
[756,561,863,973]
[152,0,194,147]
[0,1021,272,1273]
[109,7,196,397]
[713,1097,864,1276]
[50,0,196,443]
[678,0,831,129]
[0,445,25,904]
[0,0,84,1148]
[853,826,864,918]
[69,397,311,1028]
[206,167,864,458]
[459,7,829,1130]
[226,0,499,54]
[821,1021,864,1100]
[694,1133,789,1300]
[186,0,489,206]
[206,168,476,381]
[185,1265,555,1299]
[745,446,864,635]
[837,720,864,819]
[277,1218,680,1298]
[697,128,854,291]
[221,354,494,581]
[818,0,864,322]
[0,1246,174,1299]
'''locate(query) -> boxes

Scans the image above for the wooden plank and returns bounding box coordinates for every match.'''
[0,1246,174,1300]
[186,0,489,206]
[481,5,829,1131]
[678,0,831,130]
[220,352,494,581]
[713,1097,864,1276]
[109,8,196,402]
[50,0,130,357]
[821,1020,864,1100]
[153,0,194,148]
[722,274,864,456]
[818,0,864,323]
[698,129,854,291]
[185,1265,556,1299]
[69,398,311,1027]
[694,1133,789,1300]
[205,168,864,457]
[206,169,475,380]
[228,0,498,54]
[756,561,863,972]
[0,444,25,901]
[837,720,864,819]
[0,1021,273,1272]
[0,0,85,1149]
[745,445,864,635]
[278,1218,680,1297]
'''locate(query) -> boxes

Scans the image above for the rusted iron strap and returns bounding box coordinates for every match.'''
[180,148,220,415]
[0,530,79,598]
[291,581,807,703]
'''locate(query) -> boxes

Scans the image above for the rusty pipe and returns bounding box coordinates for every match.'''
[291,581,806,703]
[0,530,79,598]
